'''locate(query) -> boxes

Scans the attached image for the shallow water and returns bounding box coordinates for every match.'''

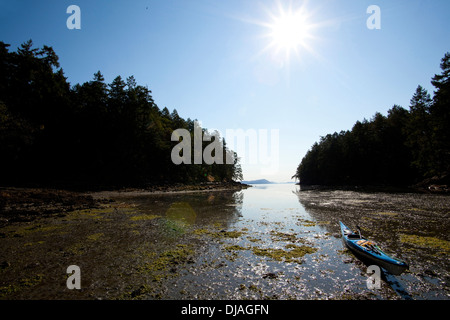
[0,184,448,300]
[111,184,449,300]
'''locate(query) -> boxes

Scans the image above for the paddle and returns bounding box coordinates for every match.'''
[356,225,362,238]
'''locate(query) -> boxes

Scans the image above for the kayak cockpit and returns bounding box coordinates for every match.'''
[343,228,363,240]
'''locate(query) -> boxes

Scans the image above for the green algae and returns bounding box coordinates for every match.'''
[67,207,113,220]
[140,244,194,275]
[400,234,450,253]
[159,245,194,265]
[297,218,316,227]
[213,222,224,229]
[192,228,212,236]
[270,231,297,242]
[163,219,187,237]
[129,214,160,221]
[3,224,65,238]
[24,240,45,247]
[114,202,139,214]
[136,244,195,288]
[224,244,248,251]
[221,230,244,238]
[370,211,399,216]
[248,284,262,295]
[0,274,44,298]
[193,228,244,239]
[65,232,106,255]
[165,202,197,225]
[65,242,86,255]
[247,236,262,243]
[87,232,104,241]
[252,244,317,264]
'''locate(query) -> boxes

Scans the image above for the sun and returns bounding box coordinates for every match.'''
[270,10,309,51]
[263,2,316,62]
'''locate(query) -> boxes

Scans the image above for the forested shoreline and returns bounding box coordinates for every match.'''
[0,40,243,190]
[294,52,450,189]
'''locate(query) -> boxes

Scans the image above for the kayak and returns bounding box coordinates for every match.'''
[339,221,409,275]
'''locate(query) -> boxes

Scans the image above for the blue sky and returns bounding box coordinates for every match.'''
[1,0,449,182]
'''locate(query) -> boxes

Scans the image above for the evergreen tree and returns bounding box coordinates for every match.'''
[406,86,433,177]
[294,52,450,187]
[430,53,450,173]
[0,40,243,187]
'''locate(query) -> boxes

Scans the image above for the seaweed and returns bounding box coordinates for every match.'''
[400,234,450,254]
[252,244,317,264]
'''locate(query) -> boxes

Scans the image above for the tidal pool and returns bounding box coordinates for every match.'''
[0,184,448,300]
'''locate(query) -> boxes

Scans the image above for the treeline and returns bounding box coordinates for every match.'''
[294,52,450,187]
[0,40,242,188]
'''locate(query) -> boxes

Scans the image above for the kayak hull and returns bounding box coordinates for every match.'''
[339,221,408,275]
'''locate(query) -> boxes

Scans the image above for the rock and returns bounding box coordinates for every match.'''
[413,172,450,193]
[0,261,10,270]
[263,272,278,279]
[130,286,146,298]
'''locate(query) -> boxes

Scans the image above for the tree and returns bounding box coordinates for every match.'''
[405,86,433,177]
[295,105,413,186]
[430,52,450,173]
[0,40,246,187]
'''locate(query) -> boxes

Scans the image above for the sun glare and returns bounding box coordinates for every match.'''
[270,10,309,51]
[262,2,316,63]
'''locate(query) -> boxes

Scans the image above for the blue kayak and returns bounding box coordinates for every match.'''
[339,221,409,275]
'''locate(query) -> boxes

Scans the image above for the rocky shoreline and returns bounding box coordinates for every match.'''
[0,182,250,225]
[297,175,450,195]
[411,173,450,194]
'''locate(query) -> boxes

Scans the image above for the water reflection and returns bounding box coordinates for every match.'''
[166,202,197,225]
[383,272,413,300]
[123,189,244,228]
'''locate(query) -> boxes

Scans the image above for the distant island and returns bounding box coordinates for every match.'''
[242,179,275,184]
[241,179,295,184]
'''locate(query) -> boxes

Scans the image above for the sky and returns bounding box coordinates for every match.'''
[1,0,449,182]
